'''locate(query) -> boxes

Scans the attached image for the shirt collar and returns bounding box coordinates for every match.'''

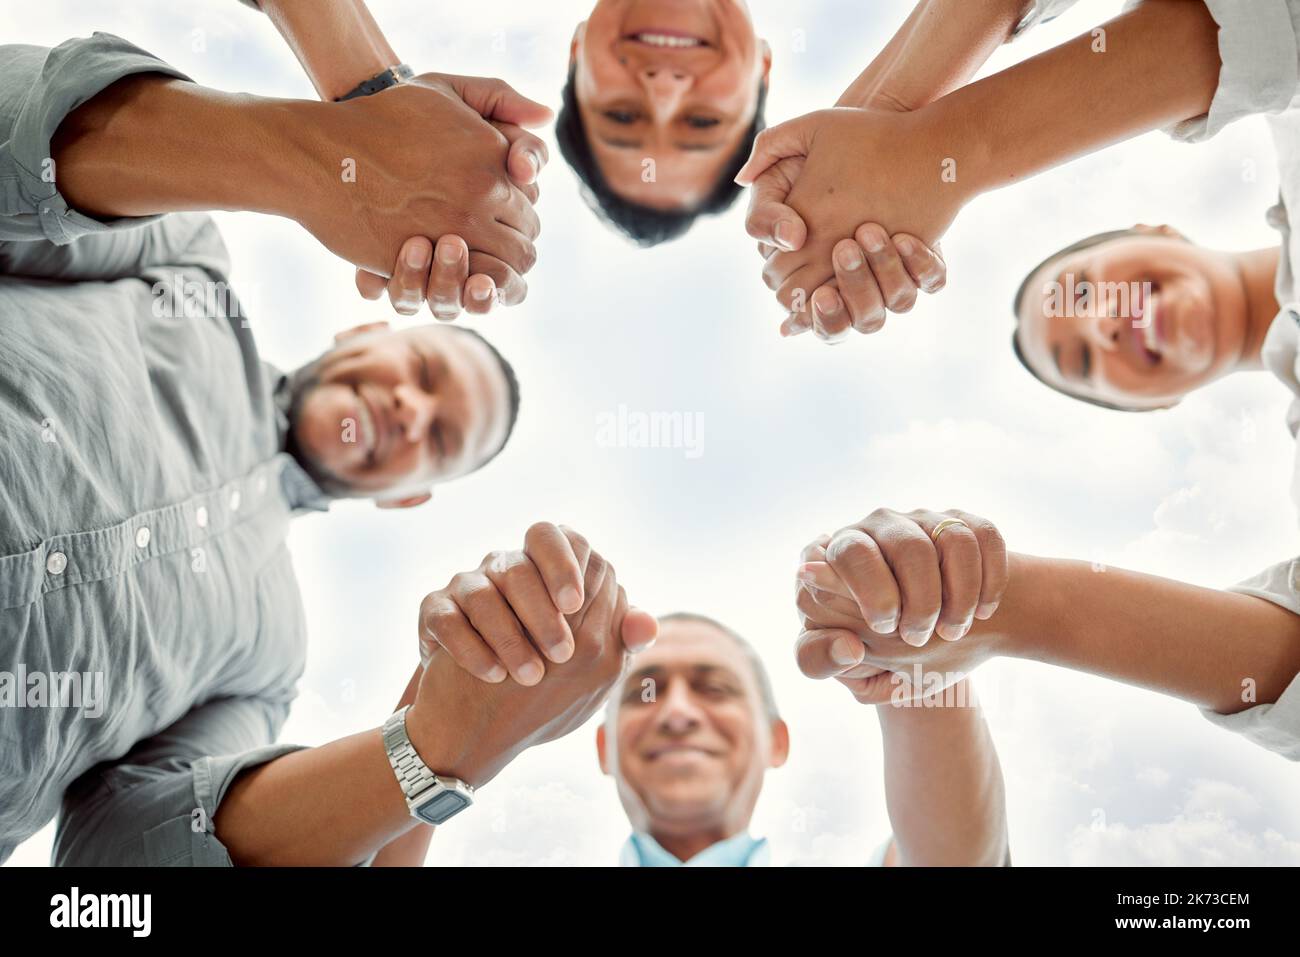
[270,365,331,514]
[619,831,770,867]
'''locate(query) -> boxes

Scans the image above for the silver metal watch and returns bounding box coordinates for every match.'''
[382,705,474,825]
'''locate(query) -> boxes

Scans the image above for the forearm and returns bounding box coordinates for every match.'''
[261,0,400,101]
[50,73,318,222]
[940,0,1219,198]
[876,679,1008,866]
[372,667,435,867]
[837,0,1031,109]
[992,554,1300,714]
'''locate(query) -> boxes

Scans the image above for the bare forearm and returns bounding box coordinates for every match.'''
[876,679,1008,866]
[941,0,1220,198]
[261,0,400,101]
[837,0,1030,109]
[50,73,316,221]
[993,554,1300,714]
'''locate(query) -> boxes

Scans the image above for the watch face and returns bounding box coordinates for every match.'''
[414,788,471,826]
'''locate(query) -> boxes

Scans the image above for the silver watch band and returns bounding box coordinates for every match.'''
[382,705,440,802]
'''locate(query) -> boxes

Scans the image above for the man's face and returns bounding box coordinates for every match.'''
[1016,230,1248,409]
[290,324,511,501]
[573,0,770,210]
[601,619,785,836]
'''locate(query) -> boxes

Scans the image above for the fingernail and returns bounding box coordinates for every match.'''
[471,284,493,301]
[406,244,429,268]
[438,242,463,265]
[896,237,915,256]
[837,245,863,271]
[814,295,841,317]
[831,635,863,666]
[774,221,796,251]
[901,626,931,647]
[976,601,998,620]
[937,620,970,641]
[863,230,885,253]
[485,664,507,683]
[557,585,581,613]
[432,304,458,321]
[517,660,544,685]
[395,299,419,315]
[525,151,540,176]
[550,639,574,664]
[871,616,897,635]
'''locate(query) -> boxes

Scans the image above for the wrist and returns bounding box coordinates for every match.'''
[404,667,513,791]
[972,551,1052,661]
[262,0,402,102]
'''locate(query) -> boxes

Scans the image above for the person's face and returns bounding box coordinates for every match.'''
[572,0,771,210]
[290,323,510,506]
[1016,228,1249,409]
[598,619,787,838]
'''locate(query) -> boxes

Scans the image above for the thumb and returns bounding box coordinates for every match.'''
[734,117,814,186]
[620,607,659,653]
[453,75,554,127]
[745,172,808,251]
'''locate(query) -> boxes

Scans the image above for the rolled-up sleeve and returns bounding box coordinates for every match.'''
[52,696,307,866]
[1203,557,1300,760]
[0,33,191,245]
[1011,0,1084,39]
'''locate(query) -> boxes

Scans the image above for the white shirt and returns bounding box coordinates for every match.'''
[1017,0,1300,759]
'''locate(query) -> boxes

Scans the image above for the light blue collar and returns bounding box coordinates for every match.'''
[619,831,770,867]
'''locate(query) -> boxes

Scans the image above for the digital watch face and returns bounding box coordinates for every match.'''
[415,787,472,825]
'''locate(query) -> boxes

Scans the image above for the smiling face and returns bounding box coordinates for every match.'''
[571,0,770,210]
[598,616,787,843]
[289,324,512,504]
[1014,228,1249,410]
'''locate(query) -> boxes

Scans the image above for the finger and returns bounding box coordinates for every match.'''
[779,311,814,338]
[420,592,508,683]
[462,274,498,314]
[494,193,542,247]
[426,236,469,321]
[523,521,585,614]
[776,262,835,321]
[356,268,387,300]
[838,668,906,706]
[744,176,807,251]
[621,605,659,653]
[893,232,947,294]
[387,236,434,317]
[795,560,856,608]
[856,224,918,315]
[795,583,864,633]
[494,122,550,188]
[909,510,981,642]
[824,528,902,636]
[810,286,851,343]
[483,549,576,664]
[756,240,778,260]
[574,559,620,656]
[863,510,943,646]
[796,627,866,679]
[456,570,547,685]
[449,75,554,127]
[735,120,811,186]
[466,252,526,306]
[945,509,1009,620]
[831,238,887,335]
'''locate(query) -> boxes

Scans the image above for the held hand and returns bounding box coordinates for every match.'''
[296,74,547,303]
[792,509,1009,704]
[737,107,967,335]
[417,522,657,685]
[355,117,552,318]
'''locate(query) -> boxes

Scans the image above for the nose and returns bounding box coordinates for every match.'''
[1083,311,1122,353]
[654,677,704,735]
[638,67,692,124]
[392,383,437,444]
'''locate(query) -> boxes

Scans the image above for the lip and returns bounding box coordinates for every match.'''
[644,743,719,761]
[353,387,382,463]
[1127,283,1161,367]
[622,29,712,48]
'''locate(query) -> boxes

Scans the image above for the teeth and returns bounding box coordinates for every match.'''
[634,32,703,48]
[355,397,376,456]
[1141,294,1160,354]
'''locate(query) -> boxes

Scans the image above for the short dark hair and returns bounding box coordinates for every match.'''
[1010,228,1182,413]
[556,64,767,247]
[449,324,520,467]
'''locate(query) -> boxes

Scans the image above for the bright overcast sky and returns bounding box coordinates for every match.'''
[8,0,1300,865]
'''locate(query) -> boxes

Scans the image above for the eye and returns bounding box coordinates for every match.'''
[1079,342,1092,380]
[685,115,720,129]
[603,110,638,125]
[410,345,431,391]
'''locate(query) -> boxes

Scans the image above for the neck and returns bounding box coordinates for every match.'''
[1229,246,1282,371]
[648,825,740,863]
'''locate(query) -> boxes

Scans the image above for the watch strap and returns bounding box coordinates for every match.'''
[335,64,414,102]
[382,705,440,802]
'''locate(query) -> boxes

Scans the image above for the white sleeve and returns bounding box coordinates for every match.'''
[1010,0,1087,39]
[1205,558,1300,760]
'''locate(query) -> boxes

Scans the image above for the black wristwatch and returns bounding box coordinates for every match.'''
[335,64,414,102]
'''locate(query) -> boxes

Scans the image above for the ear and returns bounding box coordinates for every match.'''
[768,718,790,770]
[570,21,585,67]
[596,724,611,776]
[759,39,772,84]
[1132,223,1186,241]
[375,492,432,510]
[334,320,390,345]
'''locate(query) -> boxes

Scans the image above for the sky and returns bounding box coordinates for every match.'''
[7,0,1300,866]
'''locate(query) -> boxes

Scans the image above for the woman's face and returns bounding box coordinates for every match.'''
[571,0,770,210]
[1015,230,1249,409]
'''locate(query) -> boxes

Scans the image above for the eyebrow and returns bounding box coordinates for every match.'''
[674,141,725,153]
[597,134,643,149]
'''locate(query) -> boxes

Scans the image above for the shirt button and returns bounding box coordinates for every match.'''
[255,475,268,497]
[135,526,151,549]
[46,551,67,575]
[229,490,242,512]
[196,505,209,528]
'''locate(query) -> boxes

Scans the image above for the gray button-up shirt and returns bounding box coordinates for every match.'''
[0,33,329,863]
